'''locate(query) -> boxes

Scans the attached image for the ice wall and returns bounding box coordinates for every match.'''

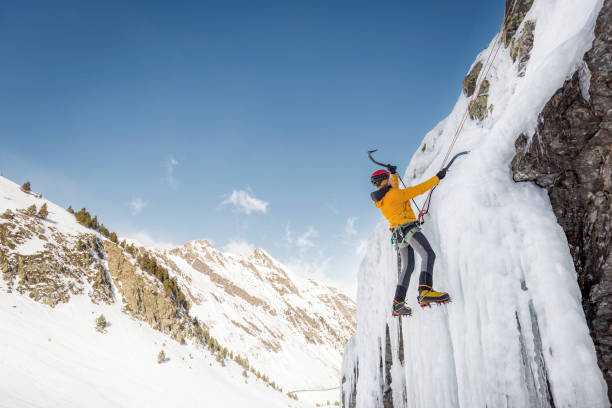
[342,0,609,407]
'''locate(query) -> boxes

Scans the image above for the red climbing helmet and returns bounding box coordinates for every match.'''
[371,169,390,186]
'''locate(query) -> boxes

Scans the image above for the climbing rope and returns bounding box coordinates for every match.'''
[416,0,524,224]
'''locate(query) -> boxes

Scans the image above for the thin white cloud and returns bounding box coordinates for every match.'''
[223,240,256,258]
[327,200,339,214]
[163,156,179,186]
[282,221,358,298]
[221,190,269,215]
[285,222,293,244]
[285,223,319,253]
[296,226,318,249]
[129,197,148,215]
[344,216,358,236]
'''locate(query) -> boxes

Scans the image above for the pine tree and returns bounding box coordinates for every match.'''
[37,203,49,219]
[157,349,166,364]
[20,181,31,193]
[67,205,74,214]
[216,352,224,364]
[109,232,118,243]
[99,224,110,237]
[96,314,107,332]
[75,208,91,227]
[26,204,37,216]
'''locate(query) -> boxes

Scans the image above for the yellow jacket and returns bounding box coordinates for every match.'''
[374,173,439,228]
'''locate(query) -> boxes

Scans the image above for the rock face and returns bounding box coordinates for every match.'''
[0,210,113,307]
[511,0,611,398]
[502,0,534,47]
[462,0,536,123]
[104,242,192,340]
[463,61,483,97]
[509,20,535,76]
[468,79,490,121]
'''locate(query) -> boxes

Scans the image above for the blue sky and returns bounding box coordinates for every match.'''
[1,1,502,296]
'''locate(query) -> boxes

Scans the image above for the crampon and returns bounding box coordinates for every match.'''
[419,297,452,308]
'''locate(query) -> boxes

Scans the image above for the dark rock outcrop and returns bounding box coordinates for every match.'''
[463,62,483,97]
[510,20,536,76]
[503,0,535,47]
[469,79,490,121]
[342,359,358,408]
[512,0,611,398]
[383,324,393,408]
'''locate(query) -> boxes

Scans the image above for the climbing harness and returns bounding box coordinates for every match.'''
[416,0,525,223]
[391,221,422,249]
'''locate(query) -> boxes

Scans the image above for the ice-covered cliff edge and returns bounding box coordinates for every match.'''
[341,0,610,407]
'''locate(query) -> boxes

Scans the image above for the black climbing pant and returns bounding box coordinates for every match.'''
[393,230,435,302]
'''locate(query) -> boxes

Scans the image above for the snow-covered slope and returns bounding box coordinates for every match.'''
[0,291,299,408]
[342,0,609,407]
[0,176,355,407]
[154,240,355,390]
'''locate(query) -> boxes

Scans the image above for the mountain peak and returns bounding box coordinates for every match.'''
[182,239,215,252]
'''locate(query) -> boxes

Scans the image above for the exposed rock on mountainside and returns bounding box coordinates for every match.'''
[104,242,192,339]
[468,79,490,121]
[0,210,112,307]
[512,0,611,396]
[510,20,535,76]
[502,0,534,47]
[462,61,483,97]
[463,62,492,121]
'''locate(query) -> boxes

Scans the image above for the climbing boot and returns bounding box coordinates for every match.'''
[417,285,450,307]
[392,300,412,316]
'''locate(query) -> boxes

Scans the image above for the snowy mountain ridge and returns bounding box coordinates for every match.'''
[154,236,356,385]
[342,0,610,407]
[0,175,355,407]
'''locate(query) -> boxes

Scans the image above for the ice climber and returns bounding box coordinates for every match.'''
[370,165,450,316]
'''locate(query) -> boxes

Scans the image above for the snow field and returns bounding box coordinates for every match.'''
[0,292,304,408]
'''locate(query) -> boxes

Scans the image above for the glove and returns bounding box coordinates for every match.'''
[387,165,397,174]
[436,168,447,180]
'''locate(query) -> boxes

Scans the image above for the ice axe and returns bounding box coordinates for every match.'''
[367,149,407,188]
[444,151,469,170]
[367,149,394,170]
